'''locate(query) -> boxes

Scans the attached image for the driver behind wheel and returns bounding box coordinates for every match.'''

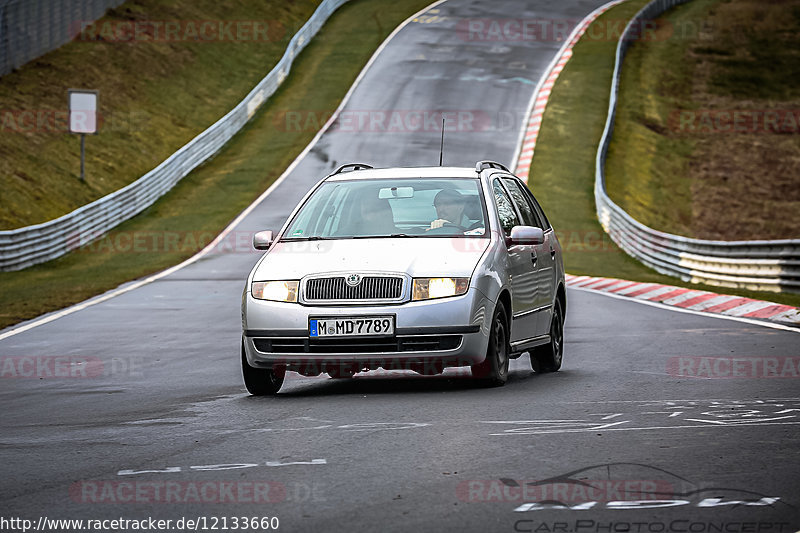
[427,188,469,231]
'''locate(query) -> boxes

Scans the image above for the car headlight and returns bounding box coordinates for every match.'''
[412,277,470,301]
[252,281,299,302]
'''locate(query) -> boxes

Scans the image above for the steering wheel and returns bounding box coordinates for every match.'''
[442,222,467,230]
[427,222,467,234]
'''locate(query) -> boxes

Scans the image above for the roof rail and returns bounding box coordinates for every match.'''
[331,163,374,175]
[475,160,509,173]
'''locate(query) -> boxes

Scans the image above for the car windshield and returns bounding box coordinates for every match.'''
[283,178,487,239]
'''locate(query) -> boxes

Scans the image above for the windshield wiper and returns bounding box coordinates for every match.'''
[280,236,333,242]
[350,233,418,239]
[282,234,420,241]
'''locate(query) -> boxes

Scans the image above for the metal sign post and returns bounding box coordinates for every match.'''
[80,133,86,180]
[68,89,98,181]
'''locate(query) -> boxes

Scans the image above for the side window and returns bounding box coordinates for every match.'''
[513,181,552,230]
[502,178,543,229]
[492,179,520,236]
[286,184,347,238]
[527,193,551,230]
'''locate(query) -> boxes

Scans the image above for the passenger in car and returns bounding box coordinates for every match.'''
[358,195,398,235]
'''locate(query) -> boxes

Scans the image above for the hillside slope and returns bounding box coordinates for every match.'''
[0,0,320,229]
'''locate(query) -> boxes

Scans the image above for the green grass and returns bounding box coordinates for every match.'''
[0,0,318,230]
[0,0,434,330]
[604,0,800,241]
[528,0,800,308]
[707,4,800,100]
[603,0,709,236]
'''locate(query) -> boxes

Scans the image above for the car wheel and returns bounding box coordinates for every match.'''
[471,303,509,386]
[241,340,285,395]
[531,299,564,372]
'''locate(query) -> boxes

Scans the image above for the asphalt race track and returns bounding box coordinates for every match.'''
[1,0,799,531]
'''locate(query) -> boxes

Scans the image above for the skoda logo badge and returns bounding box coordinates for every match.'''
[346,273,362,286]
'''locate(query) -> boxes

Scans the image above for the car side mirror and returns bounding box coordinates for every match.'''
[509,226,544,246]
[253,230,274,250]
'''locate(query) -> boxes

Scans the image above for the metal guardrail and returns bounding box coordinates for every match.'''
[0,0,350,271]
[595,0,800,293]
[0,0,125,77]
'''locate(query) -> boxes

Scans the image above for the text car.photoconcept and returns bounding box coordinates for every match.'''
[241,161,566,394]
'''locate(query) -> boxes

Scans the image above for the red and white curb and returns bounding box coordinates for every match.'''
[513,0,626,181]
[566,274,800,328]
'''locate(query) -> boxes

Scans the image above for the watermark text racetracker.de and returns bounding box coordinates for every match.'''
[70,480,285,504]
[669,109,800,134]
[269,109,580,134]
[457,18,711,42]
[667,356,800,379]
[65,230,272,255]
[513,520,794,533]
[71,19,286,43]
[458,479,676,503]
[0,109,149,134]
[0,356,143,379]
[272,109,491,133]
[69,479,325,505]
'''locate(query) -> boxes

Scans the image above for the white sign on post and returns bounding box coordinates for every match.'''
[68,89,98,180]
[68,89,98,134]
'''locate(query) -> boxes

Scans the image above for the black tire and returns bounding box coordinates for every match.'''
[531,299,564,372]
[241,341,285,395]
[471,303,510,386]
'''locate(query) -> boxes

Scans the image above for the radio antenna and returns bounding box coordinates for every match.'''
[438,117,445,166]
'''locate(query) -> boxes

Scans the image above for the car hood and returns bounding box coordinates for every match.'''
[253,237,490,280]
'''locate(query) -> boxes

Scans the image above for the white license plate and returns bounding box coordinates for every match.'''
[309,316,394,337]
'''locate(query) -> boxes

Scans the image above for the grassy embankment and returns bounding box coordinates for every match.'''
[0,0,321,229]
[528,0,800,307]
[0,0,434,329]
[605,0,800,241]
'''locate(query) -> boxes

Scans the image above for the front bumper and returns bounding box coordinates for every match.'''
[242,288,493,372]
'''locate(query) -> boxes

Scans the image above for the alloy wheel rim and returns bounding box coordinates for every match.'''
[552,307,563,364]
[496,316,508,375]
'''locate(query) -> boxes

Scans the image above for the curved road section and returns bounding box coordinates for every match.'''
[1,0,798,530]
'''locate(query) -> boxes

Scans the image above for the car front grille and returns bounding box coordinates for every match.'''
[304,276,403,302]
[253,335,462,354]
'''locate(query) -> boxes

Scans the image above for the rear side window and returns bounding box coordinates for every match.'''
[492,179,520,235]
[521,184,552,230]
[528,196,551,230]
[502,178,543,229]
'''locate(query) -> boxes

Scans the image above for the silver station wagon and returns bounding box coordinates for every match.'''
[241,161,565,394]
